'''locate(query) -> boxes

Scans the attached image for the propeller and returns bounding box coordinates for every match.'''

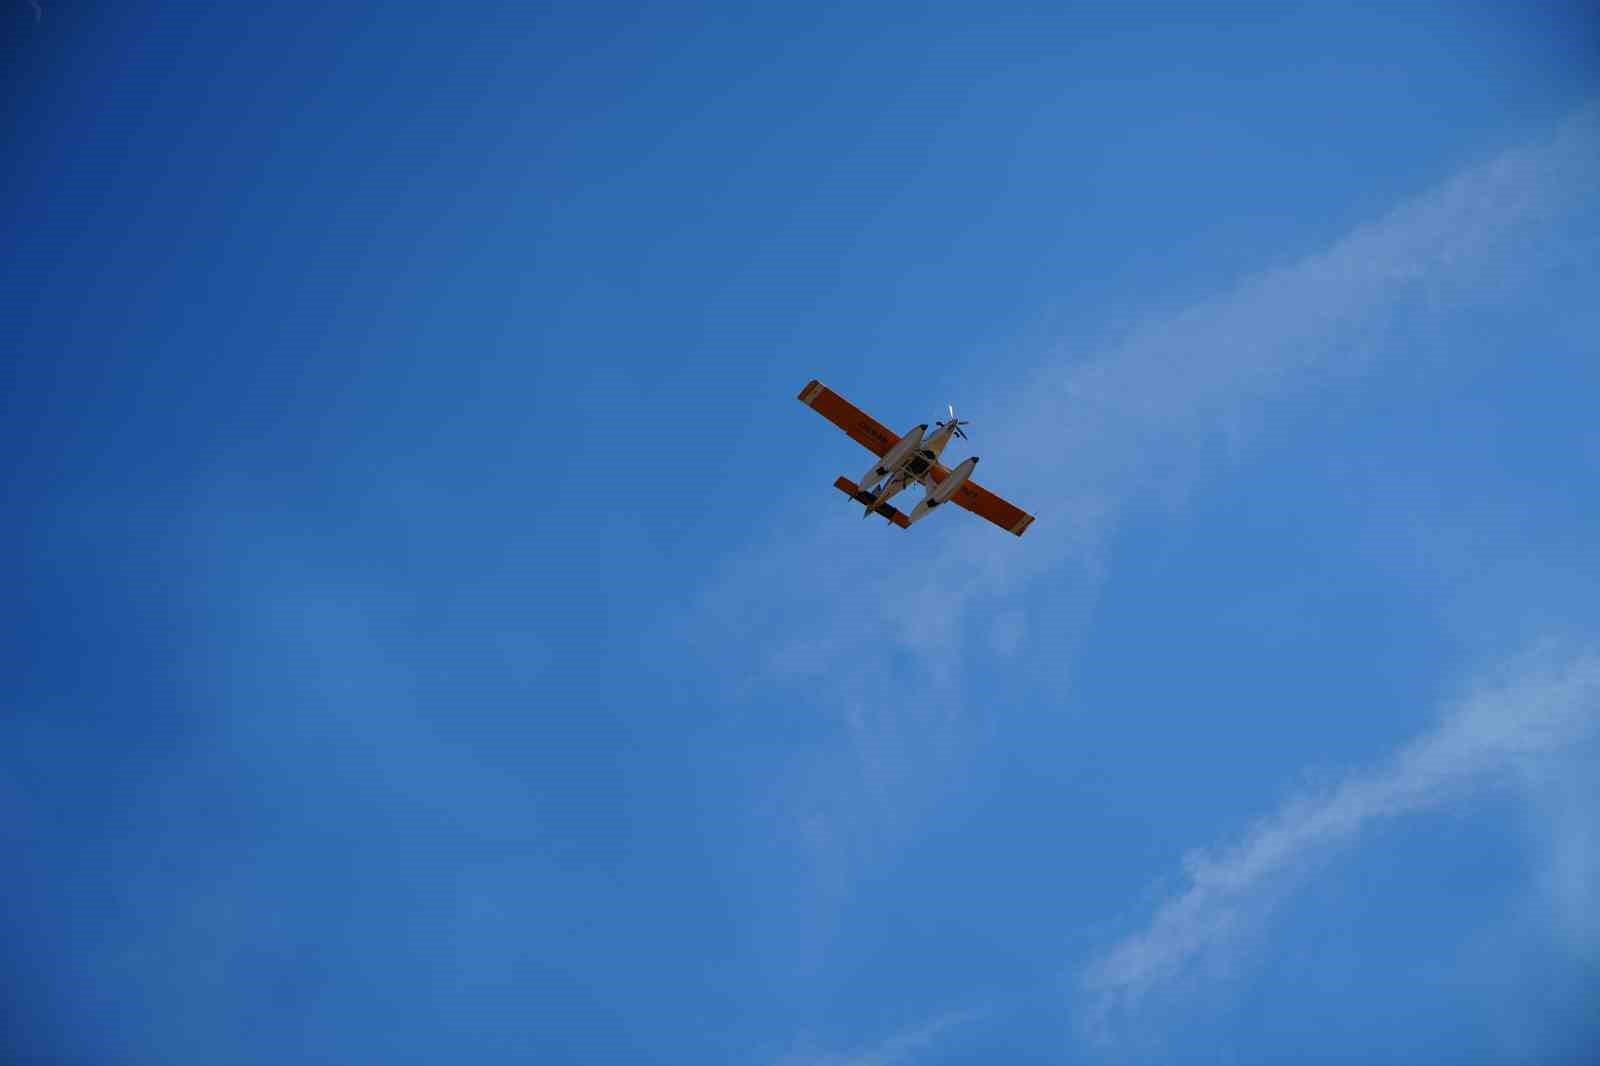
[937,403,970,440]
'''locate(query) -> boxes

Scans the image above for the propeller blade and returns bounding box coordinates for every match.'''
[939,405,970,438]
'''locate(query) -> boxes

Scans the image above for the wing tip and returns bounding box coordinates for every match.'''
[797,379,825,405]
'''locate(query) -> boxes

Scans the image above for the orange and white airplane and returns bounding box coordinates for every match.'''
[797,379,1035,536]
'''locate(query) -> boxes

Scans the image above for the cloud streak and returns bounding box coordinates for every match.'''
[1078,646,1600,1036]
[694,106,1600,867]
[773,1008,986,1066]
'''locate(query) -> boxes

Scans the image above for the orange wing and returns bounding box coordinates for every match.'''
[928,464,1035,536]
[797,379,898,457]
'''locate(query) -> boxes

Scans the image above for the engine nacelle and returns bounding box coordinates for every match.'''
[930,455,978,502]
[859,424,927,492]
[907,456,978,524]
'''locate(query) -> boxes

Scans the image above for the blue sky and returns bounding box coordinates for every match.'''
[6,3,1599,1063]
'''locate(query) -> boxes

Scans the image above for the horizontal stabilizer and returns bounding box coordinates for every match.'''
[832,477,910,528]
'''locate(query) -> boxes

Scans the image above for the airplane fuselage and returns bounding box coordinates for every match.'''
[860,421,964,515]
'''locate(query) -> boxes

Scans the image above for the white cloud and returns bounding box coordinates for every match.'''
[690,105,1600,872]
[773,1008,985,1066]
[1077,646,1600,1038]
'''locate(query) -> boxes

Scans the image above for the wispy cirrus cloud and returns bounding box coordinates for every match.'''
[714,102,1600,1066]
[772,1007,986,1066]
[693,105,1600,868]
[1077,646,1600,1038]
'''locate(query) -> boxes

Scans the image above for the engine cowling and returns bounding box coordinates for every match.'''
[907,456,978,524]
[859,424,927,491]
[930,455,978,502]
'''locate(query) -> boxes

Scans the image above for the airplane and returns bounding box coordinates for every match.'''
[797,379,1035,536]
